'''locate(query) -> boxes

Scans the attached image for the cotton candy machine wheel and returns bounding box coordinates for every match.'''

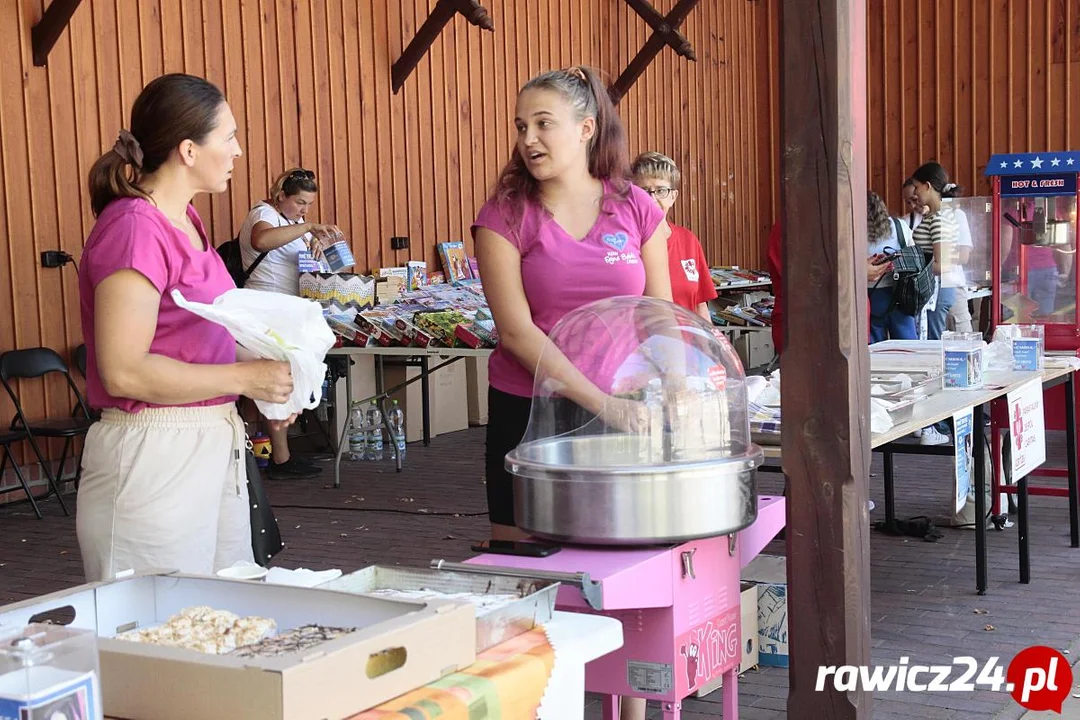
[507,434,763,546]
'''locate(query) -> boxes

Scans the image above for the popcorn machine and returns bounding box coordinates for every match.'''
[987,151,1080,346]
[986,152,1080,521]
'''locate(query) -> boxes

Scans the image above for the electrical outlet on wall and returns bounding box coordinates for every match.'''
[390,236,409,250]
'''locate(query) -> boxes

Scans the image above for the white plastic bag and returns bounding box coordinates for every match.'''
[172,288,336,420]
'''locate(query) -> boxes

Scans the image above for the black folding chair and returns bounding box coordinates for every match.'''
[0,348,96,516]
[0,428,45,519]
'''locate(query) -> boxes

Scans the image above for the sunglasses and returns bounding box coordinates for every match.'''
[288,169,315,181]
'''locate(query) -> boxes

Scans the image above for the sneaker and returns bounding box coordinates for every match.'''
[289,455,323,473]
[268,456,320,480]
[919,427,951,446]
[911,429,923,439]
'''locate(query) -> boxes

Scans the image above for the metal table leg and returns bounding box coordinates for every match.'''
[1066,374,1079,548]
[974,403,988,595]
[333,361,354,489]
[1018,476,1030,584]
[421,356,432,446]
[883,449,897,532]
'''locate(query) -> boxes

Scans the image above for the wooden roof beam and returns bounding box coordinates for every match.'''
[779,0,871,718]
[609,0,700,105]
[31,0,84,68]
[392,0,493,94]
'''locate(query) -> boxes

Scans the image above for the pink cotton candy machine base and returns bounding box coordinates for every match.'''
[433,495,786,720]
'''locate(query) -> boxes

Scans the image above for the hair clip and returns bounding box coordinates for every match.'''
[565,66,588,83]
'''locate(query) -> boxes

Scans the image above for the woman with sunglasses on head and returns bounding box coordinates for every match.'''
[238,168,342,296]
[236,168,341,479]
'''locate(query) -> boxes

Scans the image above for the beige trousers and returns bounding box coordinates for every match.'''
[76,403,254,582]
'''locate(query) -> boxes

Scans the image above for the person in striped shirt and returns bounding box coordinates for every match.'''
[908,161,963,340]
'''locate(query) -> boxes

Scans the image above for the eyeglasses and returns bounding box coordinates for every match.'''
[288,169,315,181]
[643,187,675,200]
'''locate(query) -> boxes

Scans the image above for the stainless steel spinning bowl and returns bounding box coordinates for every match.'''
[506,434,763,546]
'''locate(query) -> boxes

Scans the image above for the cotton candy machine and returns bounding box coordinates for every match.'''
[505,296,764,546]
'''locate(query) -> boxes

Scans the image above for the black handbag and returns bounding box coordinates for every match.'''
[245,449,284,566]
[875,218,935,317]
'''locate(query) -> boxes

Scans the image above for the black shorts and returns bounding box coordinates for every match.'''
[484,386,596,526]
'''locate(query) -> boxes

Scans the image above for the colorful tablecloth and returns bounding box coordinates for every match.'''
[350,627,556,720]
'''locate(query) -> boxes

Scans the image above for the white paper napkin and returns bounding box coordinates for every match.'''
[264,567,343,587]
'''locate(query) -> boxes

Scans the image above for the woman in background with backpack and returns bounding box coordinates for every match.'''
[235,169,342,479]
[238,168,342,295]
[867,190,918,341]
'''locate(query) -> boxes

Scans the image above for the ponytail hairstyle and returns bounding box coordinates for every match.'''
[910,161,963,199]
[494,66,631,212]
[88,73,227,217]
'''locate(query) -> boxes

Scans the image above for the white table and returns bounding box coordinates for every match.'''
[538,612,624,720]
[327,345,492,486]
[757,347,1078,594]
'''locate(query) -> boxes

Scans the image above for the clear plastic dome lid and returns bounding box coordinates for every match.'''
[511,296,758,475]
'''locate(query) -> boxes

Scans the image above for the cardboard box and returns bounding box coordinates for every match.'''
[694,581,759,696]
[433,360,469,436]
[384,359,469,443]
[741,555,788,668]
[465,357,489,426]
[0,572,476,720]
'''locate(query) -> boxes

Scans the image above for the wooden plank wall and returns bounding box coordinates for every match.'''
[0,0,771,479]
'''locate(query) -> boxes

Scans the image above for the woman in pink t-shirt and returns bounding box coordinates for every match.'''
[472,66,674,549]
[76,74,294,581]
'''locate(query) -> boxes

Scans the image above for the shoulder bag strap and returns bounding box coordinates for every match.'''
[243,202,295,279]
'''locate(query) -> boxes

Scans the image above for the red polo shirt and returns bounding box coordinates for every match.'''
[668,224,718,312]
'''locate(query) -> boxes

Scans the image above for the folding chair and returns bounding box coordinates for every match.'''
[0,429,45,519]
[0,348,96,516]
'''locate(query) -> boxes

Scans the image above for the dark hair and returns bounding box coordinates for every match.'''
[867,191,891,242]
[88,73,227,217]
[911,161,962,199]
[273,168,318,198]
[493,66,630,210]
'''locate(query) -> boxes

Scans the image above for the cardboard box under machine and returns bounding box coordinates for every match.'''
[0,571,476,720]
[742,554,788,668]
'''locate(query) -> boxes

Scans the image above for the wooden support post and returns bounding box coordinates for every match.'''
[392,0,493,94]
[31,0,84,68]
[609,0,700,104]
[779,0,871,718]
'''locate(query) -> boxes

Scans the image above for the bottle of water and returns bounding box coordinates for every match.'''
[388,400,406,461]
[348,404,367,461]
[366,401,384,461]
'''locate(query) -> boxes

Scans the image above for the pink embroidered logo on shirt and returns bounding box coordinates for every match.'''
[682,258,700,281]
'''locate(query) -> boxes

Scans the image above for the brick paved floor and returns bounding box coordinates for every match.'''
[2,427,1080,719]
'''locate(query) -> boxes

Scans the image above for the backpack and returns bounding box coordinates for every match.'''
[875,217,935,317]
[217,237,267,288]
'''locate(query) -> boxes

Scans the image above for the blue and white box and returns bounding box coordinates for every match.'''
[1012,325,1045,371]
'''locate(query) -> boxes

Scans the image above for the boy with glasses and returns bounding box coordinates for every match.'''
[632,152,717,320]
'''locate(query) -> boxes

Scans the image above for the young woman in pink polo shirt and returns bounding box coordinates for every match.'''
[472,66,674,545]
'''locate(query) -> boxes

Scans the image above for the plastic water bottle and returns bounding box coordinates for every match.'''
[388,400,406,461]
[348,404,367,461]
[366,401,384,461]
